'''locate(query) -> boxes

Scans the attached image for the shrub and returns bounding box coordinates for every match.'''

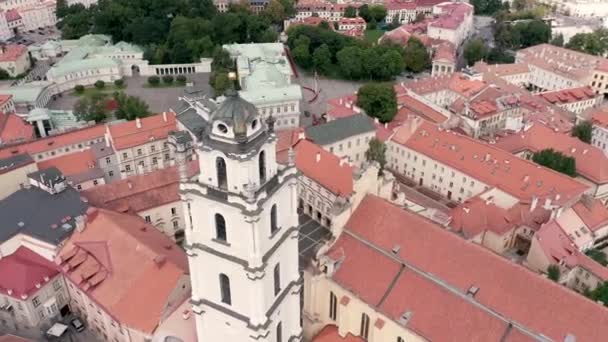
[94,80,105,89]
[162,75,174,84]
[148,76,160,86]
[74,84,85,94]
[176,75,187,84]
[114,79,124,88]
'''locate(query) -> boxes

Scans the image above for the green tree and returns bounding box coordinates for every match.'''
[550,33,564,47]
[358,4,371,22]
[263,0,286,24]
[586,249,608,267]
[356,83,397,123]
[589,282,608,306]
[572,121,593,143]
[114,93,150,121]
[74,84,85,94]
[381,49,405,79]
[94,80,105,89]
[532,148,577,177]
[404,37,430,73]
[292,37,312,69]
[566,29,608,56]
[344,6,357,18]
[470,0,503,15]
[486,47,514,63]
[313,44,332,74]
[365,138,387,169]
[210,71,231,97]
[177,75,188,84]
[464,39,488,66]
[114,79,124,88]
[513,0,527,11]
[211,47,234,71]
[73,93,107,123]
[547,264,561,282]
[519,20,552,47]
[278,0,295,17]
[148,76,160,86]
[337,46,364,79]
[162,75,174,84]
[60,11,92,39]
[369,5,387,22]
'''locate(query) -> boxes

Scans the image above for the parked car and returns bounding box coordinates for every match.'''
[70,318,85,332]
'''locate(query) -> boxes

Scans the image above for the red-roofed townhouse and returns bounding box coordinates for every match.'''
[0,44,30,77]
[37,149,105,191]
[431,40,455,76]
[295,1,359,22]
[81,163,199,244]
[427,2,473,48]
[536,87,601,115]
[293,139,393,232]
[0,246,70,330]
[386,117,589,207]
[472,61,531,87]
[56,208,190,342]
[0,112,34,145]
[104,112,190,180]
[384,0,424,24]
[303,194,608,342]
[337,17,366,31]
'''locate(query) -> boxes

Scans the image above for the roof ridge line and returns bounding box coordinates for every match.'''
[342,229,551,342]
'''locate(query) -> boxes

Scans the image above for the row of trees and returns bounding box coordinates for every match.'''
[287,25,429,80]
[494,18,552,50]
[463,38,515,66]
[532,148,576,177]
[74,91,149,123]
[563,29,608,56]
[57,0,292,65]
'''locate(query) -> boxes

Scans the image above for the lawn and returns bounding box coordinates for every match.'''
[364,29,385,44]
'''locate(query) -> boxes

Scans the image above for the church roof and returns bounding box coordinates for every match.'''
[210,90,259,136]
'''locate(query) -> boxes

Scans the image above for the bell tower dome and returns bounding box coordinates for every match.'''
[181,91,302,341]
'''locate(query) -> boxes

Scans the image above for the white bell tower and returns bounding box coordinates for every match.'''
[180,89,302,341]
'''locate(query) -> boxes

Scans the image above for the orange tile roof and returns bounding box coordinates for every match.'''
[590,106,608,128]
[276,128,304,164]
[312,325,364,342]
[327,195,608,341]
[494,124,608,184]
[294,140,353,196]
[571,198,608,232]
[37,149,97,177]
[0,246,58,300]
[390,118,589,204]
[0,112,34,144]
[0,45,27,62]
[537,87,597,105]
[108,113,176,150]
[394,92,448,124]
[0,124,105,159]
[57,208,188,334]
[81,163,199,213]
[473,61,530,77]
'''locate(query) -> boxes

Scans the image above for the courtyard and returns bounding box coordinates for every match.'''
[48,73,212,114]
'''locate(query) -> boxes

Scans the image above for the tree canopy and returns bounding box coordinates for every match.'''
[365,138,387,169]
[566,29,608,56]
[494,17,552,50]
[588,282,608,306]
[356,83,397,123]
[471,0,503,15]
[547,264,561,282]
[74,93,108,123]
[464,39,488,66]
[571,121,592,144]
[114,93,150,121]
[532,148,576,177]
[586,249,608,267]
[58,0,282,64]
[403,37,430,73]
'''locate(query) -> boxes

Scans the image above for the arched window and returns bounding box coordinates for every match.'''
[216,157,227,190]
[329,291,337,321]
[219,273,231,305]
[259,150,266,183]
[276,322,282,342]
[270,204,278,234]
[215,214,227,242]
[273,263,281,295]
[360,313,370,340]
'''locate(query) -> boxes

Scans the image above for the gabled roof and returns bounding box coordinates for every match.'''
[294,140,353,196]
[0,112,34,144]
[37,149,102,184]
[312,325,364,342]
[57,208,188,334]
[390,118,589,205]
[305,115,375,146]
[325,195,608,341]
[0,246,58,300]
[0,153,34,175]
[108,113,176,150]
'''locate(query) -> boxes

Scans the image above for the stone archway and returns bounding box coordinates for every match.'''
[131,65,140,76]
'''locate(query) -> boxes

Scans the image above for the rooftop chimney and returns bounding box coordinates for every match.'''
[136,117,142,129]
[316,152,321,163]
[162,111,167,122]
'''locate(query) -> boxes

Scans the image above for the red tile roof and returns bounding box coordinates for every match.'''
[0,94,13,107]
[390,118,589,204]
[5,10,21,22]
[0,112,34,144]
[276,128,304,164]
[326,195,608,341]
[590,106,608,128]
[494,123,608,184]
[0,335,31,342]
[0,246,59,300]
[338,17,366,26]
[394,91,448,124]
[572,198,608,232]
[108,113,176,150]
[0,124,105,159]
[0,45,27,62]
[81,163,199,213]
[537,87,597,105]
[312,325,364,342]
[429,2,473,30]
[294,140,353,196]
[57,208,188,334]
[37,149,98,177]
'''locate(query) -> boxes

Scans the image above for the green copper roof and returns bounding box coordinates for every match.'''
[0,82,51,102]
[48,57,120,79]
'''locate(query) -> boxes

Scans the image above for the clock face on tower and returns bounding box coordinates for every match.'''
[180,91,303,341]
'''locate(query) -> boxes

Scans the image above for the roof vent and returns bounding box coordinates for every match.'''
[17,221,24,227]
[398,311,413,326]
[61,223,72,231]
[392,245,401,254]
[467,285,479,297]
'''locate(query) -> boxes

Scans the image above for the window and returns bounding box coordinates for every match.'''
[109,171,114,177]
[137,149,142,156]
[145,216,151,223]
[274,263,281,295]
[259,150,266,183]
[53,280,62,291]
[32,296,41,308]
[270,204,278,234]
[219,274,231,305]
[106,157,111,164]
[152,157,158,165]
[216,157,227,190]
[397,338,404,342]
[360,313,370,340]
[77,185,82,190]
[173,221,179,229]
[171,207,177,215]
[150,145,156,152]
[215,214,227,242]
[165,153,170,160]
[276,322,282,342]
[93,180,98,186]
[125,164,131,172]
[329,292,337,321]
